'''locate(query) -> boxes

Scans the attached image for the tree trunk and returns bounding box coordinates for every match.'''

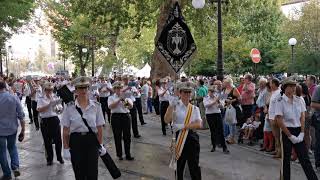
[151,0,186,79]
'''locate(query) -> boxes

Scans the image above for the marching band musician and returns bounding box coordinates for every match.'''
[98,76,113,123]
[108,81,135,161]
[158,78,171,136]
[61,76,105,180]
[23,76,34,124]
[122,76,141,138]
[275,78,318,180]
[165,81,202,180]
[36,82,64,166]
[204,85,230,154]
[31,78,42,131]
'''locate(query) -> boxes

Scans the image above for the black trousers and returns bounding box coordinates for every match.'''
[25,96,33,122]
[281,127,318,180]
[100,97,111,123]
[134,98,145,124]
[111,113,132,158]
[40,116,62,162]
[153,96,160,115]
[206,113,227,149]
[70,133,99,180]
[31,100,39,129]
[176,131,201,180]
[129,104,140,136]
[160,101,169,135]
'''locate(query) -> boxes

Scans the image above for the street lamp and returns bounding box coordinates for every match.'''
[193,0,225,81]
[192,0,205,9]
[288,38,297,62]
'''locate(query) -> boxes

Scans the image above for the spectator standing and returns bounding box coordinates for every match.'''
[240,74,256,126]
[307,75,317,96]
[0,81,25,180]
[311,85,320,171]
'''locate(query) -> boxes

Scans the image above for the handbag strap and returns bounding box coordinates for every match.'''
[75,106,100,147]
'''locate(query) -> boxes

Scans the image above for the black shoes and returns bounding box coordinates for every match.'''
[141,122,147,125]
[13,169,20,177]
[118,156,134,161]
[29,121,33,124]
[223,149,230,154]
[211,147,216,152]
[0,176,12,180]
[134,135,141,138]
[47,161,53,166]
[58,159,64,164]
[126,156,134,161]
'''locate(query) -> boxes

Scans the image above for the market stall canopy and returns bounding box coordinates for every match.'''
[135,63,151,78]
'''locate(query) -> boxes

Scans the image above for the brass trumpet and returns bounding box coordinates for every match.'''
[53,97,64,114]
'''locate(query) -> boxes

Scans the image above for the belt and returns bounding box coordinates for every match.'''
[41,116,58,120]
[71,132,93,136]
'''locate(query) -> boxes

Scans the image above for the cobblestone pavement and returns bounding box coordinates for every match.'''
[1,105,318,180]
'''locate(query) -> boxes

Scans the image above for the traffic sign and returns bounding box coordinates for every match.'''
[250,48,261,64]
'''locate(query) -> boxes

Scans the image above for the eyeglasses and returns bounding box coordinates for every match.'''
[76,87,88,90]
[181,91,192,94]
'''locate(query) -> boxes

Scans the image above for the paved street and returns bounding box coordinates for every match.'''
[1,109,317,180]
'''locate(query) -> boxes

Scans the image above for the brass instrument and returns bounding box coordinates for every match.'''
[52,95,64,114]
[169,97,178,172]
[121,98,130,109]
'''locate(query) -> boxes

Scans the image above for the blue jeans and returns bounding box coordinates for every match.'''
[0,133,19,177]
[228,124,237,138]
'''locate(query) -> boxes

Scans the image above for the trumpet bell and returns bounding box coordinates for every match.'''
[54,104,64,114]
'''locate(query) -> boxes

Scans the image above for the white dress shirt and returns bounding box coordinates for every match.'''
[158,87,170,102]
[268,88,281,121]
[275,94,306,128]
[175,100,202,125]
[108,94,132,113]
[61,99,105,133]
[203,95,221,114]
[99,81,112,97]
[37,94,59,118]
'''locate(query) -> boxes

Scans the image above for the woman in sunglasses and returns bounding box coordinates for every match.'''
[165,81,202,180]
[61,76,105,180]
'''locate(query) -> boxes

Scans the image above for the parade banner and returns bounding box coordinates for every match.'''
[156,2,197,73]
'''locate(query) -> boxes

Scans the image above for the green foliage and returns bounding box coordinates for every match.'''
[277,0,320,74]
[0,0,35,45]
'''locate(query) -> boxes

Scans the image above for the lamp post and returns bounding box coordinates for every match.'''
[84,35,97,77]
[288,38,297,73]
[193,0,225,81]
[78,45,88,76]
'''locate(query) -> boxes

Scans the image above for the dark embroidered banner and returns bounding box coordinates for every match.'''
[156,2,197,73]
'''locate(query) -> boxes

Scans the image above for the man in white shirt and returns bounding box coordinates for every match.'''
[141,80,149,114]
[268,78,281,158]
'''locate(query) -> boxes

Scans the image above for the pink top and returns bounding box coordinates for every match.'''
[241,82,256,105]
[309,84,317,97]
